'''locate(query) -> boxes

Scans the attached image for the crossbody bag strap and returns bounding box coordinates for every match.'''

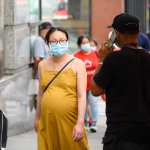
[43,58,75,93]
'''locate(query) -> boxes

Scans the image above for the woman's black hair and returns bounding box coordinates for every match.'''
[89,38,98,46]
[45,27,69,44]
[77,35,89,47]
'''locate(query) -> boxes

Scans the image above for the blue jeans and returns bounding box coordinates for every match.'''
[85,91,99,122]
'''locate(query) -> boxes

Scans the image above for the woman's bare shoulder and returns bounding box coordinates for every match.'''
[38,59,45,67]
[71,56,85,72]
[38,58,49,70]
[73,57,85,66]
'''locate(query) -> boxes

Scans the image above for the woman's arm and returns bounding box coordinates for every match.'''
[76,61,87,125]
[72,59,87,141]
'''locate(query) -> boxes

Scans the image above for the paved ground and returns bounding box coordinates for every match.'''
[7,124,106,150]
[7,100,106,150]
[87,121,106,149]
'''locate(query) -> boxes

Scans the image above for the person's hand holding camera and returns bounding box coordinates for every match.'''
[99,41,113,62]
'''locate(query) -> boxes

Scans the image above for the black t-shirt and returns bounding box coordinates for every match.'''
[94,46,150,136]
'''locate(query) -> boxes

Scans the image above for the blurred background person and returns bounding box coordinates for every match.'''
[74,35,99,132]
[30,22,52,109]
[89,38,100,58]
[138,32,150,52]
[33,21,52,77]
[146,32,150,40]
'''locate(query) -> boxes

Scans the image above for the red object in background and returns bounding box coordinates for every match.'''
[88,119,92,127]
[52,0,70,20]
[74,51,99,91]
[55,9,69,16]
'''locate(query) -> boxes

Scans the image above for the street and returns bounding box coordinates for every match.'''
[7,100,106,150]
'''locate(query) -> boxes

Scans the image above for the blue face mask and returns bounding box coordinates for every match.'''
[48,42,69,56]
[81,43,91,52]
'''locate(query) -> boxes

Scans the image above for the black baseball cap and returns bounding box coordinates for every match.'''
[108,13,140,33]
[39,22,52,31]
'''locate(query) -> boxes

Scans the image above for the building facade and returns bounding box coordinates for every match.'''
[91,0,124,46]
[0,0,39,136]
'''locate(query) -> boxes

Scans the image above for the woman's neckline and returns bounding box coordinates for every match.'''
[43,55,75,73]
[44,68,76,75]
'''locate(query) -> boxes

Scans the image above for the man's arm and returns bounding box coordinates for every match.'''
[91,63,105,96]
[33,38,45,77]
[91,51,115,97]
[33,57,43,77]
[91,80,104,96]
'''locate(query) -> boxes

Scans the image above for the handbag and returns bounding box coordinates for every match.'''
[0,110,8,149]
[43,58,75,93]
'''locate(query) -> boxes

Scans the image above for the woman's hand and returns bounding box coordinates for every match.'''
[72,122,84,142]
[34,118,39,132]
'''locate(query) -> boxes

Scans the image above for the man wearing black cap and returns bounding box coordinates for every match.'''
[91,13,150,150]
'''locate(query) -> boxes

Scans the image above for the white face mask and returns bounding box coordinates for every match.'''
[91,46,97,51]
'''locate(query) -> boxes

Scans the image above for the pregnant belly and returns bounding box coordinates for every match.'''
[41,93,78,116]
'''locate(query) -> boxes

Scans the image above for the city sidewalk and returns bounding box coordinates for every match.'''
[7,124,106,150]
[7,100,106,150]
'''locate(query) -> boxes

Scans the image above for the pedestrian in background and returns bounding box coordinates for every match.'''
[146,32,150,40]
[33,21,52,78]
[74,35,99,132]
[89,38,100,58]
[138,32,150,52]
[92,13,150,150]
[34,27,89,150]
[29,22,52,109]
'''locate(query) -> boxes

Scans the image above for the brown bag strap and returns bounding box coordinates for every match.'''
[43,58,75,93]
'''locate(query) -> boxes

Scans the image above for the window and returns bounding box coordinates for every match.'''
[41,0,91,53]
[29,0,40,22]
[12,0,40,24]
[125,0,149,33]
